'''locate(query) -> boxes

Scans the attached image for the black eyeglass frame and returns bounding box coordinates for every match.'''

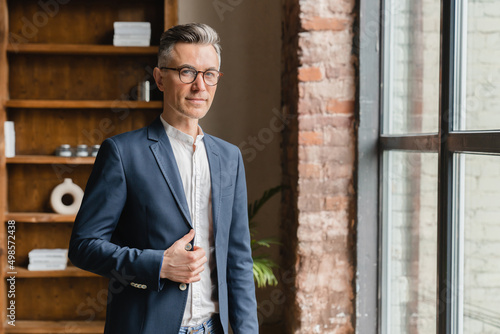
[159,66,223,86]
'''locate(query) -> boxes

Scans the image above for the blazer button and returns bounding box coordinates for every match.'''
[179,283,187,291]
[184,243,192,251]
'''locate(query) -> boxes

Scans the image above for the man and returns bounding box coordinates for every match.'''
[69,23,258,334]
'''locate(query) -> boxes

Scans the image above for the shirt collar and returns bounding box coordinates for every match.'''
[160,115,204,146]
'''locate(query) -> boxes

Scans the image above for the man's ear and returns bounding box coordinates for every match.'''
[153,67,165,92]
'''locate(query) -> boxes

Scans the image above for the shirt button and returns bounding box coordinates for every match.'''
[184,243,193,251]
[179,283,187,291]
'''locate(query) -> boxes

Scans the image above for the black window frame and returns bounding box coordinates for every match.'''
[356,0,500,333]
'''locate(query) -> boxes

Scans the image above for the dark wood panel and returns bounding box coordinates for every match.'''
[6,100,162,109]
[165,0,178,30]
[5,320,105,333]
[8,0,164,45]
[10,223,73,266]
[14,278,108,321]
[7,156,95,165]
[1,0,9,326]
[7,164,93,212]
[5,213,76,223]
[8,267,100,278]
[8,54,159,101]
[7,109,159,155]
[7,43,158,55]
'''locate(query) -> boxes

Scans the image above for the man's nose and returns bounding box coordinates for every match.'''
[191,72,206,90]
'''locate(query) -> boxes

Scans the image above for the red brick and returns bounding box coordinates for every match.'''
[325,164,353,179]
[325,195,349,212]
[297,96,323,114]
[299,114,354,131]
[324,127,354,147]
[299,145,355,165]
[297,194,323,212]
[300,177,352,196]
[298,131,323,145]
[325,65,356,79]
[298,66,322,82]
[302,17,349,31]
[298,163,322,178]
[327,99,355,115]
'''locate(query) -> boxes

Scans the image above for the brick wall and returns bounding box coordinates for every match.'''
[281,0,357,332]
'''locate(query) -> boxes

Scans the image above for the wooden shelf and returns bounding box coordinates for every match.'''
[5,267,99,278]
[4,320,105,333]
[7,43,158,55]
[5,99,163,109]
[5,213,76,223]
[6,155,95,165]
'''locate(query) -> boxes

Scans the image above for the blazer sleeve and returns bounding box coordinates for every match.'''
[68,138,164,291]
[227,151,259,333]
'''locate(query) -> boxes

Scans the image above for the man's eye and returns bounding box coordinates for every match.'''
[205,71,217,78]
[180,68,196,77]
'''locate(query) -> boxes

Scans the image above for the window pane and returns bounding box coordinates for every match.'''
[382,152,438,333]
[464,0,500,130]
[382,0,440,134]
[463,154,500,332]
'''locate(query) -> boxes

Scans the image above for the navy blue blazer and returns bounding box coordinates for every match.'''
[69,117,258,333]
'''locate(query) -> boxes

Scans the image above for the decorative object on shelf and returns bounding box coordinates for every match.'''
[55,144,98,157]
[137,80,151,102]
[76,144,89,157]
[4,121,15,157]
[91,145,101,157]
[50,178,84,215]
[113,22,151,47]
[55,144,72,157]
[28,248,68,271]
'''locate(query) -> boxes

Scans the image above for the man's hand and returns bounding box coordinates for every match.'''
[160,229,207,283]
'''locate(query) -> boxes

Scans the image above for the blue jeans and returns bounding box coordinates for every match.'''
[178,314,223,334]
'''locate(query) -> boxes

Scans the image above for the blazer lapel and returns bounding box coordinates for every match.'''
[148,117,192,228]
[204,135,221,239]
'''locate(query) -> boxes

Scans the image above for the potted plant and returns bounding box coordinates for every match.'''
[248,185,281,288]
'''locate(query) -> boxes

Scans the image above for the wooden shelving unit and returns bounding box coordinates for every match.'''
[5,213,76,223]
[4,320,105,333]
[7,43,159,55]
[5,100,163,109]
[6,156,96,165]
[5,267,99,279]
[0,0,176,332]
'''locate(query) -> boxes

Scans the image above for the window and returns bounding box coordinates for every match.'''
[357,0,500,333]
[379,0,500,333]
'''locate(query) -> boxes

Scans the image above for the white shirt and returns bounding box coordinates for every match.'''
[160,116,218,326]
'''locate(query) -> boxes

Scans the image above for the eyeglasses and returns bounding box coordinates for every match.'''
[160,66,223,86]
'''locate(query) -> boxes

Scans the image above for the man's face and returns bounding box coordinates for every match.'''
[155,43,219,121]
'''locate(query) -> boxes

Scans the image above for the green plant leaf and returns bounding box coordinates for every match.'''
[253,257,279,288]
[248,185,282,222]
[249,185,282,288]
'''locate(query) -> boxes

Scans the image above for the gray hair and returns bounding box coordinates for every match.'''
[158,23,222,68]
